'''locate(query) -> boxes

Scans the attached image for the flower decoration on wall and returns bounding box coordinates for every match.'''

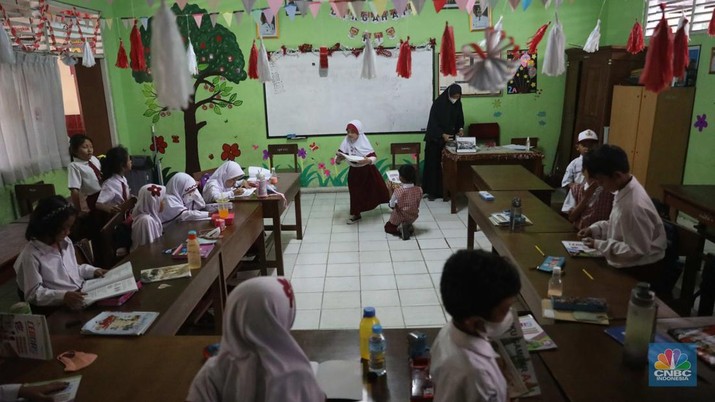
[309,142,319,151]
[150,135,168,154]
[330,157,336,165]
[263,149,271,160]
[252,144,259,150]
[297,148,307,159]
[171,135,180,143]
[208,153,215,160]
[318,162,326,170]
[221,143,241,160]
[324,169,331,177]
[694,114,708,132]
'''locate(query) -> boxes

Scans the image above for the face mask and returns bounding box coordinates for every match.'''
[449,97,458,104]
[184,190,205,210]
[482,312,514,338]
[57,350,97,372]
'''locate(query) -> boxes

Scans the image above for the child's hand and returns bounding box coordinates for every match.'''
[233,188,245,196]
[582,237,595,248]
[110,205,121,213]
[63,291,86,310]
[93,269,108,278]
[442,133,453,142]
[577,228,593,239]
[335,153,345,163]
[18,382,69,402]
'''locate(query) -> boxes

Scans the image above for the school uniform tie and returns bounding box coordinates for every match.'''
[121,181,128,201]
[88,160,102,182]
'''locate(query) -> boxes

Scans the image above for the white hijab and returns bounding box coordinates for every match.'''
[161,173,205,223]
[203,161,245,202]
[187,277,325,402]
[338,119,376,157]
[131,184,165,251]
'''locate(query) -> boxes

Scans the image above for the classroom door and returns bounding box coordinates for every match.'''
[74,62,113,155]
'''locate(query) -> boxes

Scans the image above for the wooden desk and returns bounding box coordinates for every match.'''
[466,190,575,250]
[232,172,302,276]
[472,165,553,205]
[662,185,715,228]
[442,147,545,213]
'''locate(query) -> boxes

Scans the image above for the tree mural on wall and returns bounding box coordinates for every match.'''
[132,3,246,173]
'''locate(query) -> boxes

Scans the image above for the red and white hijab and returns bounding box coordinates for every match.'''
[161,172,205,223]
[338,119,376,157]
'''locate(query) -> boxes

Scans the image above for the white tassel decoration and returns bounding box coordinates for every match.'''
[542,12,566,76]
[0,26,15,64]
[82,41,96,67]
[583,19,601,53]
[479,15,503,49]
[187,39,198,75]
[361,32,377,79]
[459,28,519,92]
[257,40,272,83]
[151,0,193,110]
[61,52,77,66]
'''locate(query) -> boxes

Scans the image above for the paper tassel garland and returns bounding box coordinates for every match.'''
[459,28,519,92]
[187,39,198,75]
[583,19,601,53]
[709,8,715,36]
[396,38,412,79]
[542,13,565,77]
[527,22,550,55]
[257,40,271,82]
[130,22,147,71]
[626,20,644,54]
[440,23,457,77]
[0,24,16,64]
[151,0,193,110]
[319,46,328,77]
[639,3,673,93]
[672,16,689,79]
[82,41,96,67]
[361,32,377,79]
[116,39,129,68]
[248,41,259,79]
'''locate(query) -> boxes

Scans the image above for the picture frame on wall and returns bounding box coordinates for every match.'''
[709,47,715,74]
[438,52,502,97]
[469,4,491,31]
[443,0,459,9]
[256,11,279,39]
[674,45,700,86]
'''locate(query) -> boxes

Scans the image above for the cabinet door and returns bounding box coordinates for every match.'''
[608,86,642,165]
[632,91,658,185]
[574,58,611,142]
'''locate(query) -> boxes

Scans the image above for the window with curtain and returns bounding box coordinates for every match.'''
[645,0,715,36]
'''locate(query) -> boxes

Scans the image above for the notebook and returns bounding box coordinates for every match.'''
[0,313,53,360]
[81,311,159,336]
[519,314,557,352]
[537,256,565,273]
[561,241,602,258]
[140,264,192,283]
[172,243,215,259]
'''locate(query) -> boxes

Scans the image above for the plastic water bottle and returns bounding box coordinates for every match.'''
[257,171,268,197]
[525,136,531,150]
[359,307,380,361]
[187,230,201,269]
[547,267,563,297]
[509,197,522,232]
[369,324,387,376]
[623,283,657,366]
[269,167,278,185]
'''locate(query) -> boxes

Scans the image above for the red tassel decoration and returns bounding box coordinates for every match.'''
[248,41,258,79]
[709,8,715,36]
[129,22,146,72]
[319,47,329,69]
[115,39,128,69]
[527,22,550,54]
[626,20,645,54]
[639,4,673,93]
[440,22,456,77]
[396,38,412,79]
[672,17,689,79]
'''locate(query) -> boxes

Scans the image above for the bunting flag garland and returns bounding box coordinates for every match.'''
[193,13,203,28]
[583,19,601,53]
[140,17,149,30]
[456,0,469,12]
[222,12,233,26]
[176,0,188,10]
[209,13,219,27]
[626,20,644,54]
[248,41,259,79]
[268,0,283,17]
[82,40,96,67]
[151,0,192,110]
[130,22,147,72]
[523,0,532,10]
[352,0,365,17]
[243,0,257,14]
[234,11,244,26]
[257,40,272,82]
[440,23,457,77]
[508,0,520,10]
[709,8,715,36]
[296,1,309,16]
[542,12,565,76]
[412,0,427,15]
[123,19,132,29]
[393,0,409,15]
[187,39,198,75]
[332,1,349,18]
[361,32,377,79]
[459,28,520,92]
[207,0,221,11]
[639,3,673,93]
[286,2,298,20]
[434,0,447,13]
[672,15,689,79]
[309,2,321,19]
[396,37,412,78]
[527,22,550,55]
[115,39,129,68]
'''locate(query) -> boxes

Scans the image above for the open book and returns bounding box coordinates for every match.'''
[494,310,541,398]
[385,169,401,184]
[338,152,365,164]
[561,241,602,258]
[140,264,192,283]
[0,313,53,360]
[81,311,159,336]
[310,360,363,400]
[489,212,533,227]
[456,137,478,153]
[82,262,138,305]
[519,314,557,352]
[23,375,82,401]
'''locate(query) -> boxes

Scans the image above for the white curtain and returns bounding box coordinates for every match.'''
[0,53,69,186]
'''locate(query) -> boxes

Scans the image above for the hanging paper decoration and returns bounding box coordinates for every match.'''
[412,0,427,15]
[440,23,457,77]
[222,12,233,26]
[455,0,469,12]
[193,13,203,27]
[527,22,549,55]
[61,52,77,66]
[508,0,520,10]
[267,0,283,17]
[709,8,715,36]
[583,19,601,53]
[393,0,409,14]
[639,3,673,93]
[331,1,349,18]
[257,40,271,83]
[234,11,244,26]
[176,0,188,10]
[286,2,298,20]
[459,28,519,92]
[151,0,192,110]
[542,0,563,7]
[522,0,532,10]
[434,0,448,13]
[115,39,129,68]
[187,39,198,75]
[0,24,15,64]
[248,41,259,79]
[308,2,321,19]
[672,16,689,79]
[542,13,565,76]
[209,14,219,28]
[130,22,146,71]
[396,37,412,78]
[296,1,309,16]
[82,41,96,67]
[361,32,377,79]
[352,0,365,17]
[140,17,149,30]
[243,0,257,13]
[319,46,329,77]
[626,20,644,54]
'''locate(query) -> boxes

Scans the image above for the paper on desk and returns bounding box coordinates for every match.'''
[234,188,256,198]
[501,144,532,151]
[248,166,271,178]
[310,360,363,400]
[23,375,82,402]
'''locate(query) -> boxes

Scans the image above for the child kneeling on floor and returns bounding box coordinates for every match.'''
[384,165,422,240]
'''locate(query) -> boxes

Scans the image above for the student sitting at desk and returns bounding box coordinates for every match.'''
[578,144,666,268]
[567,168,614,230]
[14,196,107,310]
[187,277,325,402]
[561,129,599,214]
[160,173,210,224]
[202,161,247,203]
[131,184,166,252]
[431,250,521,402]
[96,145,132,214]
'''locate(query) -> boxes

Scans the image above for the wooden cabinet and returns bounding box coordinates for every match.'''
[608,86,695,199]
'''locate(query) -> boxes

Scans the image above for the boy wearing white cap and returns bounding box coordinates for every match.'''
[561,129,599,213]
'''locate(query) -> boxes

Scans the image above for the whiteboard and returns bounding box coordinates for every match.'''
[263,49,434,137]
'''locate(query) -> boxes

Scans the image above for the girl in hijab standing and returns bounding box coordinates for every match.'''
[202,161,246,203]
[160,172,209,224]
[186,277,325,402]
[335,120,390,224]
[423,84,465,201]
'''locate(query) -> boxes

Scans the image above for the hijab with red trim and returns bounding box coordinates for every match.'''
[338,119,376,157]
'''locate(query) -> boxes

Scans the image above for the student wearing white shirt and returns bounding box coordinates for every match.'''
[67,135,102,212]
[431,250,521,402]
[160,173,210,224]
[561,129,599,213]
[0,381,68,402]
[202,161,247,203]
[14,196,106,309]
[96,145,132,214]
[578,144,667,268]
[131,184,166,251]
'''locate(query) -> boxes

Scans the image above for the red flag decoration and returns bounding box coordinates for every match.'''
[115,39,128,69]
[626,20,644,54]
[248,41,258,79]
[709,8,715,36]
[129,22,146,72]
[434,0,447,13]
[527,22,550,55]
[639,3,673,93]
[440,22,457,77]
[319,46,329,77]
[396,37,412,78]
[672,16,689,79]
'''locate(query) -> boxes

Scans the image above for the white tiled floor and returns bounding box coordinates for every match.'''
[273,192,493,330]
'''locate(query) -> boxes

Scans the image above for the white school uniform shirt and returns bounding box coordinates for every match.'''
[389,183,414,208]
[161,172,209,224]
[431,322,507,402]
[67,156,102,195]
[561,155,584,212]
[588,176,666,268]
[0,384,21,401]
[14,237,97,306]
[97,174,129,206]
[202,161,245,204]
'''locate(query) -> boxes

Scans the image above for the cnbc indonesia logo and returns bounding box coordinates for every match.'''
[649,345,696,387]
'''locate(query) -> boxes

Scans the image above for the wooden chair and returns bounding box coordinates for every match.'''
[74,238,95,266]
[14,182,55,217]
[95,197,137,268]
[390,143,421,184]
[511,137,539,148]
[670,222,705,316]
[468,123,500,146]
[267,144,299,173]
